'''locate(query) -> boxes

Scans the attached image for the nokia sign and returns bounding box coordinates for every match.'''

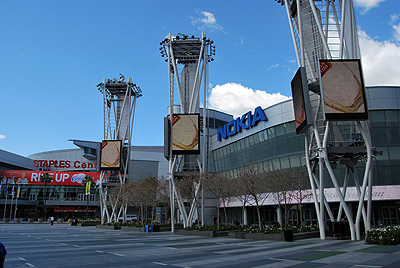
[217,106,268,141]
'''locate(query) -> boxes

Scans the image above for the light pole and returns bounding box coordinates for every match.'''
[40,173,53,219]
[82,175,94,220]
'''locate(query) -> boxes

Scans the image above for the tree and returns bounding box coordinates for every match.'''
[203,172,232,228]
[290,169,312,226]
[40,173,53,219]
[143,176,159,225]
[237,163,270,230]
[269,169,292,227]
[230,176,251,226]
[157,177,171,224]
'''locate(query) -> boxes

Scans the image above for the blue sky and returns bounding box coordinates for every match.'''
[1,0,399,157]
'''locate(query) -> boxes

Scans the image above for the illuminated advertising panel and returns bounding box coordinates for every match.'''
[320,59,368,121]
[0,170,101,186]
[291,67,313,134]
[171,114,200,155]
[100,140,122,170]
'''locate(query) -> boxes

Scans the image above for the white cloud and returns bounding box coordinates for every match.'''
[0,134,5,139]
[267,64,280,71]
[354,0,386,13]
[208,83,291,117]
[394,24,400,42]
[191,10,224,33]
[359,29,400,86]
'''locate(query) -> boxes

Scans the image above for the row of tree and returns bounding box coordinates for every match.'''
[107,164,312,230]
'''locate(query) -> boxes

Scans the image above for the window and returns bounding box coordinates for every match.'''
[385,111,399,127]
[289,154,301,168]
[370,111,385,127]
[275,125,285,139]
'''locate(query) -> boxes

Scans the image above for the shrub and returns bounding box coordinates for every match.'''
[366,226,400,245]
[185,224,318,234]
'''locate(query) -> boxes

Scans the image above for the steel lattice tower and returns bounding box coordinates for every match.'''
[96,74,142,224]
[276,0,375,240]
[160,33,215,230]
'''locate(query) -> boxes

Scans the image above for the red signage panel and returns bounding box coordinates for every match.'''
[0,170,101,186]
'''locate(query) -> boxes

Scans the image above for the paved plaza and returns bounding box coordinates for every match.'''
[1,223,400,267]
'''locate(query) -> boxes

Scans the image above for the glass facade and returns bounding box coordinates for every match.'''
[370,110,400,186]
[213,121,306,178]
[212,110,400,189]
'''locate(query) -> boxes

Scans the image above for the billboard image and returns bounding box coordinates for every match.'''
[291,67,313,134]
[171,114,200,155]
[320,59,368,120]
[0,170,101,186]
[100,140,122,170]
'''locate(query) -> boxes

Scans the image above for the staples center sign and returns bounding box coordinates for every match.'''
[33,160,97,170]
[217,106,268,141]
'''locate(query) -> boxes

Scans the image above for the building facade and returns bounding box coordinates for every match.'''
[209,86,400,228]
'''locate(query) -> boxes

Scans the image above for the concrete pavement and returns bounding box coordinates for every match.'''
[1,223,400,267]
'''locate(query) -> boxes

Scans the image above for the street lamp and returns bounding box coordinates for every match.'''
[82,175,94,220]
[39,173,53,219]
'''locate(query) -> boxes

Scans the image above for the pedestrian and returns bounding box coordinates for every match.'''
[50,216,54,226]
[0,241,7,268]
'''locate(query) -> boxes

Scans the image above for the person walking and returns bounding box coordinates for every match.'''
[0,241,7,268]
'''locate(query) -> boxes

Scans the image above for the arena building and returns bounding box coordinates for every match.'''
[0,109,231,221]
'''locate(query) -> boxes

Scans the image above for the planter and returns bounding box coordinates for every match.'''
[293,231,320,240]
[96,225,121,230]
[159,227,172,232]
[244,232,284,241]
[228,231,246,239]
[15,218,21,223]
[3,218,10,224]
[81,222,99,226]
[121,226,145,232]
[38,218,44,223]
[28,218,34,223]
[174,229,226,238]
[58,219,64,223]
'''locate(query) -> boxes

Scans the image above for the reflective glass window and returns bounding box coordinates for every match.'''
[280,156,290,169]
[289,154,301,168]
[372,128,387,145]
[263,130,269,141]
[286,137,297,153]
[275,125,285,139]
[385,110,399,127]
[272,158,281,170]
[390,166,400,184]
[388,127,400,144]
[370,111,385,127]
[377,166,391,185]
[277,139,288,154]
[247,135,254,146]
[389,147,400,165]
[258,131,265,142]
[268,128,276,139]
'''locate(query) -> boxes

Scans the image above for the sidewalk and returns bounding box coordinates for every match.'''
[1,223,400,267]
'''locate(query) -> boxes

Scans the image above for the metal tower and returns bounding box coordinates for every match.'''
[160,33,215,229]
[276,0,375,240]
[96,74,142,224]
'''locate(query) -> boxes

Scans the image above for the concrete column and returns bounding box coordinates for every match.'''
[277,206,282,225]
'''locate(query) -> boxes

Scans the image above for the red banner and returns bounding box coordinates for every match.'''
[0,170,101,186]
[54,207,97,213]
